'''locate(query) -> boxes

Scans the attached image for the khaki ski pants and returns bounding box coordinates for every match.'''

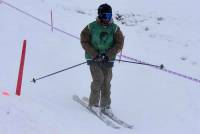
[89,63,112,108]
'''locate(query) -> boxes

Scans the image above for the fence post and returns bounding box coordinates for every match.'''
[51,9,53,32]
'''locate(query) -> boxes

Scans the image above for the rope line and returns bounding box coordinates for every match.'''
[2,0,200,84]
[119,55,200,84]
[1,0,80,40]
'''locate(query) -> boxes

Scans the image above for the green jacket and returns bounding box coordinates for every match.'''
[81,19,124,61]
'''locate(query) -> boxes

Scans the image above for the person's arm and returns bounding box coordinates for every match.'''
[80,26,98,58]
[106,27,124,59]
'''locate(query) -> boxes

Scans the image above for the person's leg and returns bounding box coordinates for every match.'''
[100,67,112,108]
[89,63,104,107]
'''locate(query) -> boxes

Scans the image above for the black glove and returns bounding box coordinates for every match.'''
[93,53,109,62]
[101,53,109,62]
[93,54,102,61]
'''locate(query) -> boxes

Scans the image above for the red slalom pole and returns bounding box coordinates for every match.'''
[16,40,26,96]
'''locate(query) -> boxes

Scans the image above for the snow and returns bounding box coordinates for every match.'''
[0,0,200,134]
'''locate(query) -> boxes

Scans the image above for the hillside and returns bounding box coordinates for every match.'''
[0,0,200,134]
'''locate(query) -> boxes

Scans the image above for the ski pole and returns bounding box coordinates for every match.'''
[31,61,87,83]
[115,59,164,69]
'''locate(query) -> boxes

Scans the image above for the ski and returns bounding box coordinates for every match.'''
[102,110,134,129]
[82,96,134,129]
[72,95,120,129]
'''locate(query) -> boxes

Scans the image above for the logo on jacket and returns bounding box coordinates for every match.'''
[100,32,109,45]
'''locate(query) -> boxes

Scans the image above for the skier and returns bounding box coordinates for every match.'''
[80,3,124,113]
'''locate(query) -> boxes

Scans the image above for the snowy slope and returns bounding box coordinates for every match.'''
[0,0,200,134]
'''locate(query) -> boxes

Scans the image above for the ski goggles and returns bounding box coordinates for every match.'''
[99,13,112,21]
